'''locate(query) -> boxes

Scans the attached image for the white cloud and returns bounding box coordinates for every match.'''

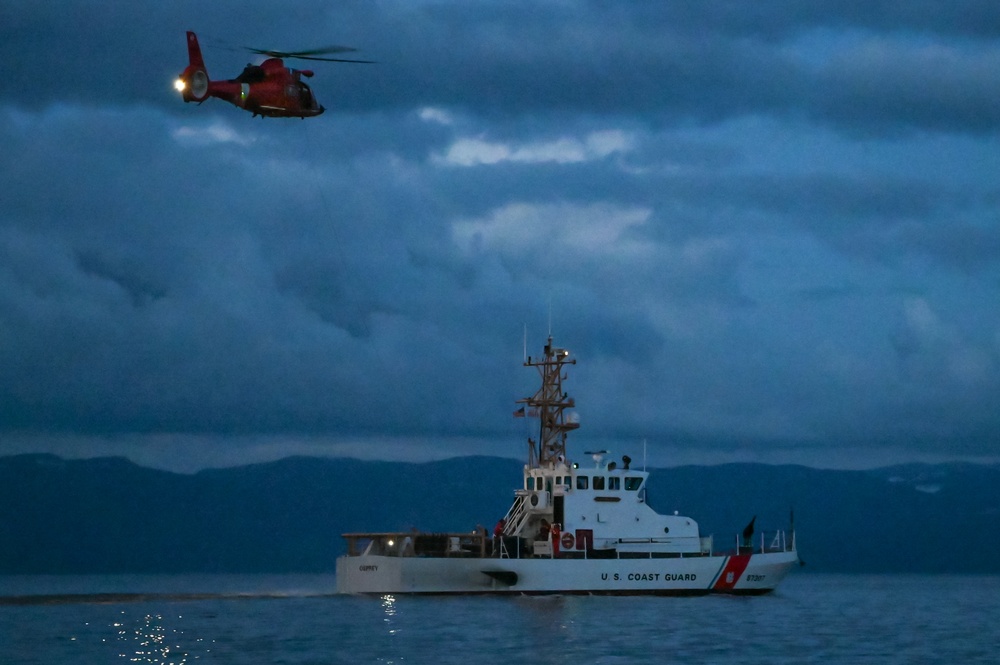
[452,201,652,257]
[585,129,633,156]
[435,129,633,166]
[441,137,512,166]
[510,137,587,164]
[417,106,455,125]
[898,297,997,387]
[171,121,254,146]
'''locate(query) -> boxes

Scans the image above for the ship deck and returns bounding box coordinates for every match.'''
[340,529,794,560]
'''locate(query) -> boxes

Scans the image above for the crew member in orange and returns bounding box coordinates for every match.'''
[551,522,561,556]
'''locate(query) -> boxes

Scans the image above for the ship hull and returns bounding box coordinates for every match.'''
[335,550,798,595]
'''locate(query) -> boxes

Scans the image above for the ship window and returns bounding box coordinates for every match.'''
[608,476,620,490]
[592,476,605,490]
[625,477,642,491]
[577,475,588,490]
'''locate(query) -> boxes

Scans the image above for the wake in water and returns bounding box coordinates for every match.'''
[1,590,338,606]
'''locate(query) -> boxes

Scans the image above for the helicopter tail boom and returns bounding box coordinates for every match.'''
[177,31,210,102]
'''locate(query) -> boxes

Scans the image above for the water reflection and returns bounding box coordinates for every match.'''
[381,594,398,635]
[113,609,193,664]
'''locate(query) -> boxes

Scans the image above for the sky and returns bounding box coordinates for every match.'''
[1,1,999,472]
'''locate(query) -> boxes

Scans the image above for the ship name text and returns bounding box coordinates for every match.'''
[602,572,698,582]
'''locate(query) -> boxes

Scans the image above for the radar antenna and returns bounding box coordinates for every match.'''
[517,336,579,467]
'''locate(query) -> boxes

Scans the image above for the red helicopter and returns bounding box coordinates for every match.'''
[175,31,372,118]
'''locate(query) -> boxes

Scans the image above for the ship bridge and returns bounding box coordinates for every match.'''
[507,449,705,557]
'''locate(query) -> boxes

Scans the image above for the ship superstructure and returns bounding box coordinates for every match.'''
[500,338,706,559]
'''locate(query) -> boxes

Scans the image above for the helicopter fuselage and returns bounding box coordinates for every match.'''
[215,59,324,118]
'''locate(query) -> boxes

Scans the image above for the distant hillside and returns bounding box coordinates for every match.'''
[1,454,997,574]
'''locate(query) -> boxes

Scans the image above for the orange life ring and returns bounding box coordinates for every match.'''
[561,532,575,549]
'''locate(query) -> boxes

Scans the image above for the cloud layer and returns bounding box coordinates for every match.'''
[2,1,999,470]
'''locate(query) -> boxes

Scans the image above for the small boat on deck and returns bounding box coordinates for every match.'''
[335,336,798,595]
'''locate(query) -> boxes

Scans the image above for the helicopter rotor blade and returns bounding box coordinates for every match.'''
[279,54,375,63]
[283,45,359,56]
[245,45,373,63]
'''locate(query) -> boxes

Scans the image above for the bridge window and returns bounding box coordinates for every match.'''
[577,475,589,490]
[625,477,642,491]
[608,476,620,490]
[592,476,605,490]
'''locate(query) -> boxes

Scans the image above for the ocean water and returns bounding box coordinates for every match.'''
[2,573,998,664]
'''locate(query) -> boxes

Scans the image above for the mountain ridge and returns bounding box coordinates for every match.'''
[2,453,997,574]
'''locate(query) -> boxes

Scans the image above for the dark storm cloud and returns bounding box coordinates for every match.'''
[4,2,1000,134]
[0,107,530,440]
[2,1,1000,470]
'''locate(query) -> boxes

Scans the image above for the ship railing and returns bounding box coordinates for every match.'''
[728,529,795,555]
[614,536,705,547]
[610,535,711,556]
[341,531,490,558]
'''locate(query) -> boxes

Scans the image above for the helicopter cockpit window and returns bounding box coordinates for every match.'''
[299,82,313,106]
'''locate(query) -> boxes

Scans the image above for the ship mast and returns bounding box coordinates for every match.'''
[518,336,579,468]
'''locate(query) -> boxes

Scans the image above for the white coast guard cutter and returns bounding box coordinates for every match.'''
[336,337,799,595]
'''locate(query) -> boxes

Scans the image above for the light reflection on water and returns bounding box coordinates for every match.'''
[381,594,398,635]
[2,574,1000,664]
[117,611,193,665]
[380,594,401,662]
